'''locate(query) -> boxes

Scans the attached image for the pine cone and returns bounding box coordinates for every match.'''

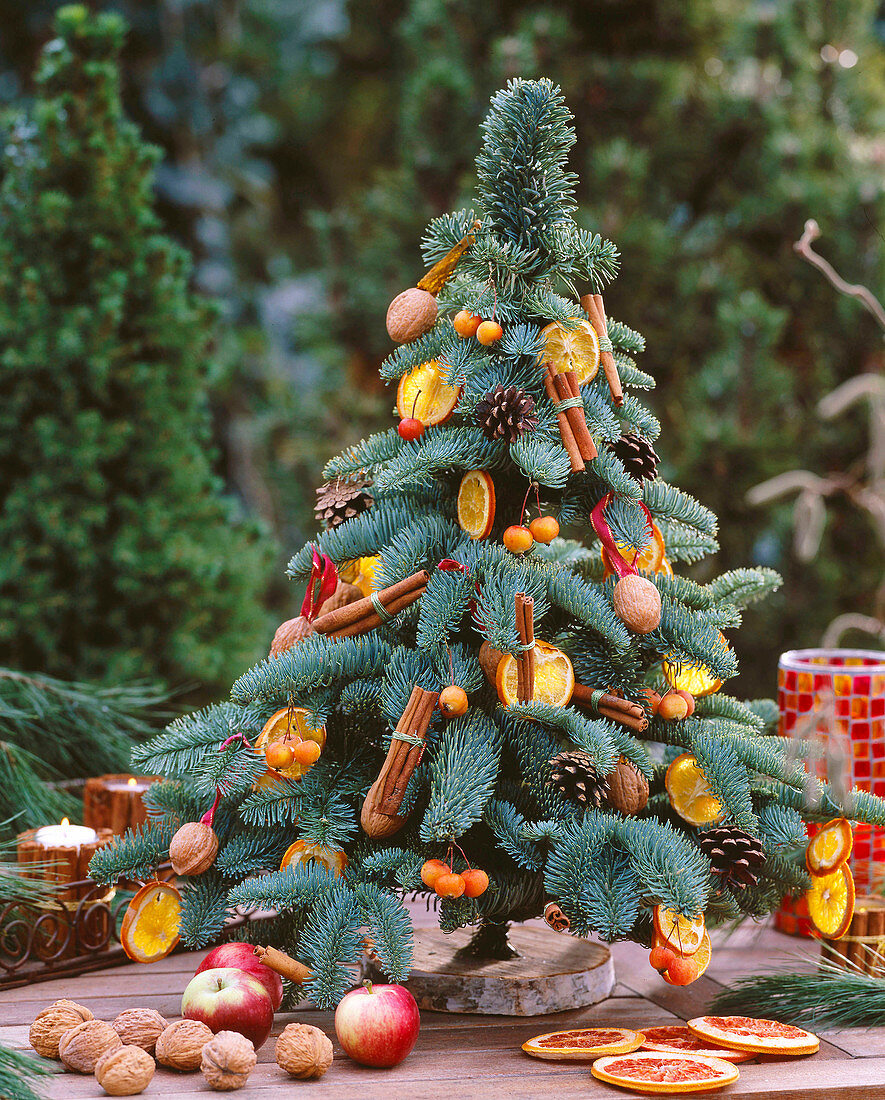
[698,826,765,891]
[475,385,538,443]
[607,433,659,482]
[549,750,608,809]
[314,475,372,529]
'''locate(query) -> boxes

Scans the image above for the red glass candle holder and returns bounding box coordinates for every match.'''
[775,648,885,934]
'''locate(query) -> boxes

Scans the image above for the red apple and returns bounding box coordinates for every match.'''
[195,942,283,1010]
[334,981,420,1068]
[182,967,274,1050]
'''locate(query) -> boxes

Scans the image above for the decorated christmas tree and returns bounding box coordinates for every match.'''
[93,79,885,1007]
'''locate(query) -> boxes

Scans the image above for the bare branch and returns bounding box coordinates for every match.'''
[794,220,885,332]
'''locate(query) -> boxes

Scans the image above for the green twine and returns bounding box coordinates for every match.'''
[371,593,394,622]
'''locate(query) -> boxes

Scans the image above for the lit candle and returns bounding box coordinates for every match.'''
[35,818,97,848]
[83,774,157,834]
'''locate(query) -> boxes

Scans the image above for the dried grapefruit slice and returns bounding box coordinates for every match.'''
[280,839,347,878]
[806,818,853,877]
[522,1027,644,1061]
[665,753,723,826]
[120,881,181,964]
[591,1052,739,1093]
[496,640,574,708]
[641,1025,753,1063]
[256,707,326,781]
[653,905,705,957]
[687,1015,819,1056]
[540,319,600,385]
[456,470,495,540]
[396,360,461,425]
[805,862,854,938]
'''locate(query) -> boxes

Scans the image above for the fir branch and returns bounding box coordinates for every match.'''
[643,481,718,537]
[324,426,404,478]
[299,886,364,1008]
[421,711,502,841]
[416,568,475,650]
[132,703,252,780]
[215,830,290,878]
[510,432,572,488]
[708,568,782,609]
[658,523,720,564]
[89,819,175,885]
[616,816,711,915]
[375,515,468,588]
[355,882,413,982]
[179,872,230,948]
[227,862,339,912]
[484,799,544,870]
[578,847,641,940]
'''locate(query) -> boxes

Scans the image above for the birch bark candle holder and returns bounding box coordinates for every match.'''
[83,774,158,835]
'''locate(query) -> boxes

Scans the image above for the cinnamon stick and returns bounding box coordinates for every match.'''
[563,370,598,460]
[543,365,584,472]
[324,584,427,638]
[848,906,869,972]
[581,293,623,407]
[552,371,597,465]
[253,945,311,984]
[313,570,428,637]
[515,593,535,703]
[598,706,649,733]
[571,683,649,732]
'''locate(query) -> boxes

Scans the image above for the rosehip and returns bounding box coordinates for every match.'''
[658,693,689,721]
[461,869,489,898]
[649,945,677,973]
[676,689,696,716]
[265,742,296,770]
[434,872,466,898]
[665,955,699,985]
[641,688,662,715]
[292,740,321,766]
[453,310,482,338]
[420,859,451,889]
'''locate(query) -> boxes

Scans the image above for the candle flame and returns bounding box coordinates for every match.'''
[128,777,137,787]
[60,818,70,828]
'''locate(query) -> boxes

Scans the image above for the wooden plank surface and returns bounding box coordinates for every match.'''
[5,916,885,1099]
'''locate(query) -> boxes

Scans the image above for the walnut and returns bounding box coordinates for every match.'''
[94,1045,155,1095]
[169,820,218,875]
[155,1019,214,1071]
[29,1000,94,1059]
[58,1019,122,1073]
[269,615,314,657]
[112,1008,169,1054]
[605,756,650,816]
[275,1022,334,1079]
[201,1031,256,1091]
[612,574,662,634]
[386,287,438,343]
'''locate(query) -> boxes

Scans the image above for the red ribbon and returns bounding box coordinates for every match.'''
[437,558,469,574]
[590,493,655,580]
[201,788,222,827]
[301,546,339,621]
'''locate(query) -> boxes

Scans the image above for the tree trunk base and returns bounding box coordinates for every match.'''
[363,923,614,1016]
[454,920,519,961]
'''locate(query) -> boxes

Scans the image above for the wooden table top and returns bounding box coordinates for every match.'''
[5,915,885,1099]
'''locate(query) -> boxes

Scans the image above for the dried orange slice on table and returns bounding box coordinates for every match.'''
[805,862,854,938]
[665,753,723,826]
[396,360,461,426]
[456,469,495,540]
[591,1051,740,1094]
[806,817,853,876]
[687,1015,819,1057]
[256,707,326,781]
[496,640,574,708]
[120,881,181,963]
[641,1025,753,1063]
[522,1027,644,1061]
[653,904,705,957]
[540,319,600,385]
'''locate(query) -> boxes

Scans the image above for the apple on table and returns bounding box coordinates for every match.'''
[182,967,274,1050]
[335,982,420,1068]
[195,941,283,1010]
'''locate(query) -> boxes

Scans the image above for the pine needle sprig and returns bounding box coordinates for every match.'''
[0,1043,53,1100]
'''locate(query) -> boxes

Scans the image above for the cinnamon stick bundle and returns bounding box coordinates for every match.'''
[581,293,623,407]
[361,685,439,838]
[515,593,535,703]
[313,570,428,638]
[572,683,649,733]
[543,365,584,472]
[551,369,597,463]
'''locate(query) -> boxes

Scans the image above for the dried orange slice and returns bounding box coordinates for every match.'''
[396,360,461,425]
[653,904,705,958]
[522,1027,644,1061]
[280,839,347,878]
[602,522,669,580]
[688,1015,819,1057]
[496,640,574,708]
[805,863,854,938]
[120,881,181,964]
[540,319,600,385]
[806,818,853,877]
[641,1025,753,1063]
[256,707,326,781]
[591,1052,739,1094]
[662,634,727,697]
[457,469,495,540]
[338,554,380,597]
[665,753,723,826]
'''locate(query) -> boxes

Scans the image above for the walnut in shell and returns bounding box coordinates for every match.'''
[269,614,314,657]
[58,1019,123,1073]
[30,1000,94,1059]
[386,287,438,344]
[168,820,218,875]
[605,756,649,816]
[319,581,362,615]
[201,1031,257,1091]
[612,574,662,634]
[155,1018,214,1071]
[112,1008,168,1054]
[94,1045,155,1096]
[275,1022,334,1079]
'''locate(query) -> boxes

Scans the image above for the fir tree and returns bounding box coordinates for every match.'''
[0,6,274,689]
[93,79,885,1008]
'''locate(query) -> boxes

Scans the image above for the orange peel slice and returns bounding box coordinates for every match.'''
[496,640,574,708]
[665,753,723,826]
[120,881,181,964]
[687,1015,819,1057]
[591,1051,740,1094]
[456,470,495,540]
[806,863,854,939]
[522,1027,644,1061]
[256,707,326,781]
[540,319,600,385]
[806,818,853,877]
[653,904,705,958]
[396,360,461,426]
